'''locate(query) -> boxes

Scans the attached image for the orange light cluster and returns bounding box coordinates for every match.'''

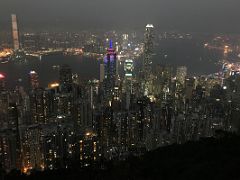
[49,82,59,88]
[0,48,13,58]
[224,45,232,54]
[74,48,83,54]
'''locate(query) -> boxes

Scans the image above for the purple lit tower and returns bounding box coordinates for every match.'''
[103,40,117,99]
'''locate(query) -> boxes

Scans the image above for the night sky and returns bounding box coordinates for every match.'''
[0,0,239,32]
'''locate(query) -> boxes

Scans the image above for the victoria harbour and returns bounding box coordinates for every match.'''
[0,40,223,89]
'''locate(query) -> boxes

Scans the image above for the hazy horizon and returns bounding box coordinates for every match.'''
[0,0,239,33]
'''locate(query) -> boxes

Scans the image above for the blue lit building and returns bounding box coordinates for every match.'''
[103,40,117,101]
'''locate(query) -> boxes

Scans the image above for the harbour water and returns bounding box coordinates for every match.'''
[0,42,223,89]
[0,54,100,89]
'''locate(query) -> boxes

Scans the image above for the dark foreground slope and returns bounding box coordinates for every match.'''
[3,133,240,180]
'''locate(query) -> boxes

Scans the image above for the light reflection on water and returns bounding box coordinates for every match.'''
[0,54,100,89]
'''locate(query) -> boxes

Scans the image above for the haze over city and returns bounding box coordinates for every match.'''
[1,0,240,32]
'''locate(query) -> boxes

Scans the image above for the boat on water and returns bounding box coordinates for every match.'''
[0,57,10,64]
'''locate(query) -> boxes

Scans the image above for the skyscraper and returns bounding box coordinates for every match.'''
[29,88,48,124]
[0,73,6,91]
[11,14,20,50]
[141,24,154,96]
[124,59,134,109]
[29,71,39,90]
[122,34,129,50]
[59,64,73,93]
[23,33,40,52]
[103,40,117,101]
[176,66,187,86]
[124,59,134,79]
[100,64,105,83]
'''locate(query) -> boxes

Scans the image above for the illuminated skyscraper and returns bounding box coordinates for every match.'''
[124,59,134,79]
[124,59,134,109]
[29,71,39,90]
[103,40,117,100]
[100,64,105,83]
[7,103,22,169]
[176,66,187,86]
[0,73,6,91]
[0,130,20,171]
[59,64,73,93]
[142,24,154,96]
[185,77,196,101]
[122,34,129,50]
[29,88,48,124]
[23,33,40,51]
[21,126,44,172]
[11,14,20,50]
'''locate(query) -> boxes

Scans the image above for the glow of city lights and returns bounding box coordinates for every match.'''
[125,73,133,77]
[146,24,154,28]
[50,83,59,88]
[29,70,37,74]
[0,48,13,58]
[86,132,91,136]
[0,73,5,79]
[23,167,28,174]
[57,115,65,119]
[149,95,156,102]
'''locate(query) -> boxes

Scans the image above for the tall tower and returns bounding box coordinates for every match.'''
[142,24,154,96]
[103,40,117,100]
[124,59,134,109]
[176,66,187,86]
[122,34,129,50]
[0,73,6,91]
[11,14,20,50]
[100,64,105,83]
[59,64,73,93]
[29,71,39,90]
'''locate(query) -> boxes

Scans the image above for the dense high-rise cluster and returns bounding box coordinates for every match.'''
[0,23,236,174]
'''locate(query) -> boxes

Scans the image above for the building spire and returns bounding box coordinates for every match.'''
[109,39,113,49]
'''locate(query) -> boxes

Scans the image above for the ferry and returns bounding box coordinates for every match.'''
[0,57,10,64]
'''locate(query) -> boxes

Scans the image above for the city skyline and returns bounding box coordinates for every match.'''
[1,1,240,179]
